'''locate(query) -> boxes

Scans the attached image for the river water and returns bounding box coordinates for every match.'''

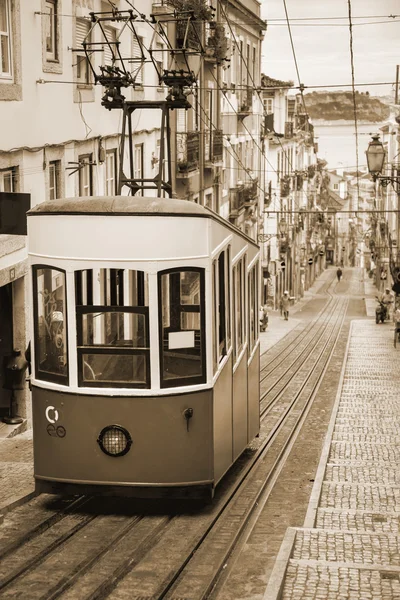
[313,121,385,172]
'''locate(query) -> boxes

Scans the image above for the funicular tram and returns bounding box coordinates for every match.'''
[28,196,260,499]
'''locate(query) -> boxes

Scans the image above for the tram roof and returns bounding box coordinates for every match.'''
[28,196,259,247]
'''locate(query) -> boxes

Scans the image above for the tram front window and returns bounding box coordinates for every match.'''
[75,269,150,388]
[33,267,68,385]
[159,268,206,388]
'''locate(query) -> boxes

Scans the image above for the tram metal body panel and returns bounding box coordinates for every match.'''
[248,348,260,442]
[232,350,249,461]
[212,353,233,485]
[32,386,213,486]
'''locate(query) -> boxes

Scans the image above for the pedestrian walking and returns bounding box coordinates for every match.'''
[336,267,342,282]
[281,290,290,320]
[381,287,394,321]
[259,305,268,332]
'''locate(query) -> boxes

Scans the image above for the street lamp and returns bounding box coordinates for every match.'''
[257,217,288,243]
[366,135,400,189]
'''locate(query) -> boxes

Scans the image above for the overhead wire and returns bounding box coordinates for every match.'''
[347,0,361,207]
[218,0,304,211]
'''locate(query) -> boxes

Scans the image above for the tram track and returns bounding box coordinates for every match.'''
[0,277,349,600]
[260,296,340,414]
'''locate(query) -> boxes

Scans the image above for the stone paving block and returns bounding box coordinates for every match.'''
[328,442,400,464]
[325,465,400,486]
[292,529,400,566]
[332,432,400,443]
[315,510,400,534]
[281,562,400,600]
[319,482,400,512]
[0,462,34,512]
[0,438,33,463]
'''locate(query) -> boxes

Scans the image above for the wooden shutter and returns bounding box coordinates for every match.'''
[76,19,90,47]
[132,35,143,84]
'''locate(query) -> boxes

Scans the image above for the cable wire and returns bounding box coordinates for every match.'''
[347,0,361,205]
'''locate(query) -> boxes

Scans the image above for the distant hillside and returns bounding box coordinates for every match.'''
[305,91,390,122]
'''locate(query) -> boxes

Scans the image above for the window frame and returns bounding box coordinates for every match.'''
[105,148,117,195]
[158,266,206,389]
[0,167,14,192]
[75,17,92,87]
[75,268,150,389]
[0,0,12,79]
[45,0,58,62]
[32,265,69,386]
[78,153,93,196]
[49,159,61,200]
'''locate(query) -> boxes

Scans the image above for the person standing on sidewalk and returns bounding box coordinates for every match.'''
[281,291,290,320]
[336,267,343,282]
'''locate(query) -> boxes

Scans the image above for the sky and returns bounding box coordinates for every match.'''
[261,0,400,97]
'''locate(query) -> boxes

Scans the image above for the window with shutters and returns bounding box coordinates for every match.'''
[103,25,116,67]
[132,34,144,86]
[0,0,12,79]
[75,18,91,86]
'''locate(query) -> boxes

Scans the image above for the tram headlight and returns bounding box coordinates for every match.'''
[97,425,132,457]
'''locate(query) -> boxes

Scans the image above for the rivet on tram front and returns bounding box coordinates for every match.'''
[183,407,194,432]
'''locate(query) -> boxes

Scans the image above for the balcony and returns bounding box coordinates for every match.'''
[204,129,223,166]
[264,113,274,134]
[176,131,200,174]
[229,180,258,218]
[237,86,253,118]
[284,121,294,139]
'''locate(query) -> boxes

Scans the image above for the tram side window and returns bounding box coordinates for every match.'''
[33,267,69,385]
[212,249,231,374]
[75,269,150,388]
[159,268,206,387]
[233,255,246,362]
[248,261,259,353]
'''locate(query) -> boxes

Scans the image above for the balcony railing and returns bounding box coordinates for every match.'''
[176,131,200,173]
[204,129,223,164]
[238,86,253,116]
[229,180,258,217]
[264,113,274,133]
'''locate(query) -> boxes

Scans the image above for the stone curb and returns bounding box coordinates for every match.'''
[262,528,297,600]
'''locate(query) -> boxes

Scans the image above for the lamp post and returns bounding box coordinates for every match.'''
[366,134,400,291]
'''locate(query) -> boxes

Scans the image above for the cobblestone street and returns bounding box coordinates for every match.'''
[266,318,400,600]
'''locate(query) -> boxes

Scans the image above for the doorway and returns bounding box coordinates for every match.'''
[0,283,13,412]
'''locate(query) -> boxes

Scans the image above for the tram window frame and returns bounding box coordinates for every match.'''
[32,265,69,386]
[212,248,230,374]
[158,267,206,388]
[75,268,150,389]
[233,255,246,361]
[248,261,259,353]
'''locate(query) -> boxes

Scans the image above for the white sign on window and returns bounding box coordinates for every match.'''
[168,331,195,350]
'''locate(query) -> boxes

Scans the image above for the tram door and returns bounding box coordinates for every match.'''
[0,283,13,412]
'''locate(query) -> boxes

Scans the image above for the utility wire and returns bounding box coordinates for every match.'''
[347,0,361,206]
[266,14,400,21]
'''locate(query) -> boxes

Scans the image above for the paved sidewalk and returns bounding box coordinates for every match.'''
[265,317,400,599]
